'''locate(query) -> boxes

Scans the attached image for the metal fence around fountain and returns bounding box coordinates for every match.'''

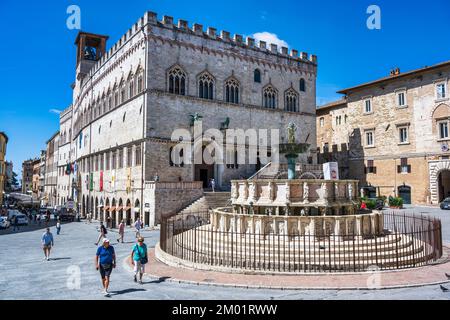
[160,211,443,273]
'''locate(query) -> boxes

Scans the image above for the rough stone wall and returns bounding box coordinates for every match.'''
[345,65,450,204]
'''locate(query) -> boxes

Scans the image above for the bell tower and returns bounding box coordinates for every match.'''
[74,32,109,80]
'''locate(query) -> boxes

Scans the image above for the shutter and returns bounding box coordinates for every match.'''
[401,158,407,166]
[397,165,401,173]
[407,165,411,173]
[364,167,367,174]
[373,167,377,174]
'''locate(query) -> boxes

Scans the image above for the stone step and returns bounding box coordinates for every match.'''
[187,254,433,271]
[174,236,425,261]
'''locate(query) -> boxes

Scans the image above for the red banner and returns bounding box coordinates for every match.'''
[100,171,103,192]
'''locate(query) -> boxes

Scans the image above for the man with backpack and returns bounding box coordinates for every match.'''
[95,222,108,246]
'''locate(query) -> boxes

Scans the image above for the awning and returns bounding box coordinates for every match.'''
[103,206,110,211]
[123,206,131,211]
[116,206,123,211]
[110,207,117,212]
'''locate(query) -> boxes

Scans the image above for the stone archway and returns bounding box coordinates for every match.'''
[299,172,319,179]
[429,160,450,204]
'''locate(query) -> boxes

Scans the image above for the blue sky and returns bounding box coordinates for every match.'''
[1,0,450,179]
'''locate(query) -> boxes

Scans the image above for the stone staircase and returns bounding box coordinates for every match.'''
[179,192,231,214]
[172,227,435,271]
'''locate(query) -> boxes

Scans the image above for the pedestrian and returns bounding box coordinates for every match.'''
[131,236,148,284]
[95,222,108,245]
[41,227,54,261]
[134,218,142,239]
[95,238,116,297]
[210,178,216,192]
[56,219,61,235]
[88,212,92,224]
[12,215,19,231]
[38,214,41,226]
[117,220,125,243]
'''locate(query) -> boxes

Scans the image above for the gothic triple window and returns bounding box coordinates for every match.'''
[285,88,299,112]
[198,72,214,100]
[225,78,240,104]
[168,66,186,95]
[263,86,277,109]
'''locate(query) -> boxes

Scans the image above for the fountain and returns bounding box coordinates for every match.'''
[157,123,443,274]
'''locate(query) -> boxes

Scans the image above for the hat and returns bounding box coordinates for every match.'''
[103,238,110,243]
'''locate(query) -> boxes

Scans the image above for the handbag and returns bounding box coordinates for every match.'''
[136,245,148,264]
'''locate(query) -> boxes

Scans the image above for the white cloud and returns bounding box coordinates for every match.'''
[251,32,289,50]
[49,109,62,114]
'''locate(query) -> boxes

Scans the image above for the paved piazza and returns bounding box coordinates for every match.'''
[0,206,449,300]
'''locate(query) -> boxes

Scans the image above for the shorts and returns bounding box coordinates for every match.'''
[133,260,145,274]
[43,244,52,249]
[99,264,113,278]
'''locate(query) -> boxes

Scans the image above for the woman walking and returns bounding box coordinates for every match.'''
[130,237,148,284]
[117,220,125,243]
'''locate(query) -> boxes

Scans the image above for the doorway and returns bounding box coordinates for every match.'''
[398,185,412,204]
[438,170,450,202]
[200,169,208,188]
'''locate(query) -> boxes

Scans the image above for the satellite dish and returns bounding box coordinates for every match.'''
[441,144,449,152]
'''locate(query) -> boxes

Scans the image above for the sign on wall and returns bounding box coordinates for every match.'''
[323,162,339,180]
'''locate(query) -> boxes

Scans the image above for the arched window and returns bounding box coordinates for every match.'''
[284,88,298,112]
[128,79,134,98]
[198,72,214,100]
[254,69,261,83]
[300,78,306,92]
[137,74,143,93]
[225,78,239,104]
[263,86,277,109]
[168,66,186,95]
[120,80,126,103]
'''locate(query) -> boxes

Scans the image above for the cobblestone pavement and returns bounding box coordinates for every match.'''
[0,206,449,300]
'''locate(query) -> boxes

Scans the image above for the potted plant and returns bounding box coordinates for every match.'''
[388,196,404,209]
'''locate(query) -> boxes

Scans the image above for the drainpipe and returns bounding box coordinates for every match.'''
[140,26,148,227]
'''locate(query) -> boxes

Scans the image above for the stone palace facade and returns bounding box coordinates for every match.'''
[52,11,318,227]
